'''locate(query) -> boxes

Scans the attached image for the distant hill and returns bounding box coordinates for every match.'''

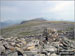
[0,20,21,29]
[21,18,46,24]
[0,18,74,38]
[30,18,46,21]
[0,22,13,28]
[0,22,8,28]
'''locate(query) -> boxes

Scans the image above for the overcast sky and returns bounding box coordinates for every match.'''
[0,1,74,22]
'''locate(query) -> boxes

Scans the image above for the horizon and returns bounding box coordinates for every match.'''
[0,1,74,23]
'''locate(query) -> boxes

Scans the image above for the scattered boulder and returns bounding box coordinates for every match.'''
[0,28,74,56]
[0,45,5,55]
[43,28,59,43]
[50,53,58,56]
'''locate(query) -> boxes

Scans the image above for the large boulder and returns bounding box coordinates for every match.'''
[35,54,45,56]
[43,45,57,52]
[43,28,59,43]
[0,45,5,55]
[0,36,4,41]
[50,53,58,56]
[7,52,18,56]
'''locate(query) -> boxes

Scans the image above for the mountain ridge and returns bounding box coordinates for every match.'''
[21,18,47,24]
[0,18,74,38]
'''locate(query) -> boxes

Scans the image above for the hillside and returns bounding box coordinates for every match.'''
[21,18,46,24]
[0,18,74,38]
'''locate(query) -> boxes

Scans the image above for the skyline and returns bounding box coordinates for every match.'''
[0,1,74,22]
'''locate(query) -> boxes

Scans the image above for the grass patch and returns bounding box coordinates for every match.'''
[19,32,34,36]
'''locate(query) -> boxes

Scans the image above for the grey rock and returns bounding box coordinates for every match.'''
[0,45,5,55]
[50,53,58,56]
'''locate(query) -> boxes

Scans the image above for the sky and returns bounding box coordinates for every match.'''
[0,1,74,22]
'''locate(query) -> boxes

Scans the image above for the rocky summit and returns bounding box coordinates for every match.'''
[0,28,75,56]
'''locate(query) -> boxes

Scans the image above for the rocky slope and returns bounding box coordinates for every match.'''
[0,18,74,38]
[0,28,75,56]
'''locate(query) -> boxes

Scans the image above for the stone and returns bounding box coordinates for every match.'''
[7,52,18,56]
[32,39,40,45]
[21,40,26,45]
[35,54,45,56]
[15,47,24,54]
[16,44,21,48]
[10,42,15,46]
[9,46,15,52]
[50,42,60,48]
[0,45,5,55]
[50,53,58,56]
[0,36,4,41]
[0,41,3,46]
[43,28,59,43]
[27,45,35,50]
[23,54,27,56]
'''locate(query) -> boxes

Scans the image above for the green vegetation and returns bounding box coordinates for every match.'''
[66,27,74,31]
[57,30,63,33]
[19,32,33,35]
